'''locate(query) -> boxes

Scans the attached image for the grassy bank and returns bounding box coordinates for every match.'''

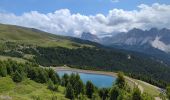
[0,76,68,100]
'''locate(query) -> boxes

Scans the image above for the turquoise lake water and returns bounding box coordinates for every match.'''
[57,70,116,88]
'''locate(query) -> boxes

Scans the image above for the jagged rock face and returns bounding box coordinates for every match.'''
[81,32,100,42]
[101,28,170,53]
[80,28,170,53]
[79,28,170,65]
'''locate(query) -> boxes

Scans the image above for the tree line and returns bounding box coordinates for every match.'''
[20,46,170,88]
[0,59,60,85]
[1,42,170,88]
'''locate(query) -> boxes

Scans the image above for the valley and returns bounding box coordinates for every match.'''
[1,1,170,100]
[0,24,169,100]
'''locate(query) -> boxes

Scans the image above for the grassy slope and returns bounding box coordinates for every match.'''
[0,24,93,48]
[0,55,26,63]
[0,76,68,100]
[135,80,160,97]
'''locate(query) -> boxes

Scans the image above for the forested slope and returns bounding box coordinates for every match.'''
[0,24,170,88]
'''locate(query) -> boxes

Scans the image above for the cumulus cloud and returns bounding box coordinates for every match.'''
[0,3,170,37]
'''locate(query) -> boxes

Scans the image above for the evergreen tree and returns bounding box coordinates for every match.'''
[47,69,60,84]
[48,79,55,90]
[109,86,119,100]
[6,62,13,75]
[99,88,109,100]
[61,73,69,86]
[86,81,95,98]
[75,79,84,96]
[75,73,80,80]
[28,68,39,81]
[6,66,13,75]
[116,72,125,89]
[132,87,142,100]
[69,73,76,86]
[117,91,131,100]
[37,69,48,83]
[12,71,23,83]
[48,79,58,91]
[92,93,101,100]
[78,94,88,100]
[167,86,170,99]
[51,73,58,84]
[65,83,74,100]
[0,66,7,77]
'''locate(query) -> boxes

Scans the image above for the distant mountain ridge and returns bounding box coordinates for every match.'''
[102,28,170,53]
[80,28,170,65]
[81,32,100,42]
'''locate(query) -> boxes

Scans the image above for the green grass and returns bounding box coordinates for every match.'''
[0,76,68,100]
[124,77,160,97]
[135,80,160,97]
[0,24,94,49]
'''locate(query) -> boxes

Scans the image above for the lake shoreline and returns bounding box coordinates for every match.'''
[52,66,118,78]
[49,66,163,99]
[51,67,139,90]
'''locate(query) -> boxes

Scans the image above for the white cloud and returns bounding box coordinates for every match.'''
[0,3,170,37]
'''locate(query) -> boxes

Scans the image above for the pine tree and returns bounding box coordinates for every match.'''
[78,94,88,100]
[0,66,7,77]
[109,86,119,100]
[86,81,95,98]
[12,71,23,83]
[75,79,84,96]
[48,79,55,90]
[61,73,69,86]
[38,69,48,83]
[167,86,170,100]
[132,87,142,100]
[99,88,109,100]
[48,69,60,84]
[92,93,101,100]
[65,83,74,99]
[116,72,125,89]
[6,64,13,75]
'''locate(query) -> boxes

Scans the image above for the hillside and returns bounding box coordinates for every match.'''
[0,23,100,48]
[0,24,170,89]
[0,76,67,100]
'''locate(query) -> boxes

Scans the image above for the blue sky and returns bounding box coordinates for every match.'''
[0,0,170,37]
[0,0,169,15]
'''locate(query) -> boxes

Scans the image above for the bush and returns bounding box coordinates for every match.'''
[0,66,7,77]
[116,72,125,89]
[47,79,58,91]
[12,71,23,83]
[86,81,95,98]
[167,86,170,99]
[65,83,74,99]
[132,87,142,100]
[92,93,101,100]
[109,86,119,100]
